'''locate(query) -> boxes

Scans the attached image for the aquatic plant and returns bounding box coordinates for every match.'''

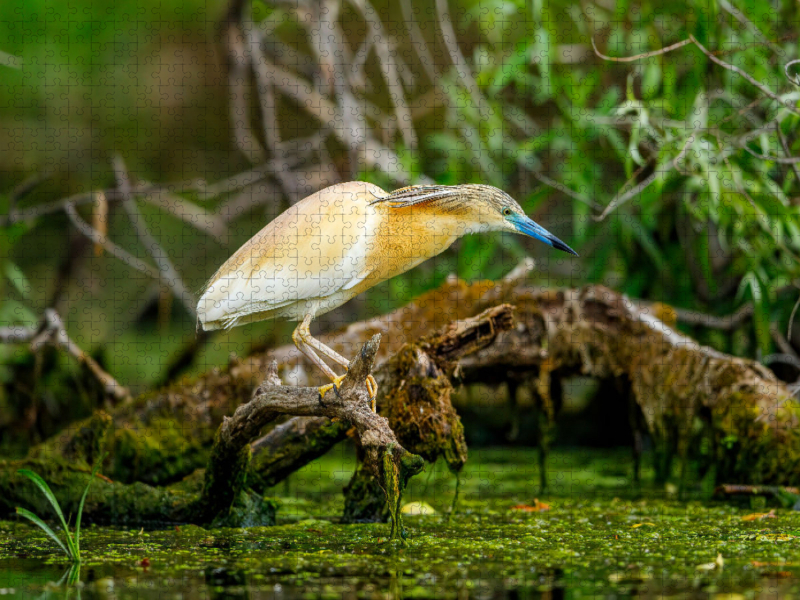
[15,457,104,562]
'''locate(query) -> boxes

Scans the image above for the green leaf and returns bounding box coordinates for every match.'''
[15,507,71,559]
[17,469,77,558]
[4,262,32,300]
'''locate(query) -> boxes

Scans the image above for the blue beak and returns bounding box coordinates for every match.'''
[509,214,578,256]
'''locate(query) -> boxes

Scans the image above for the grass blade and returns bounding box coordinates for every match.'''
[15,507,71,559]
[17,469,77,559]
[74,455,106,558]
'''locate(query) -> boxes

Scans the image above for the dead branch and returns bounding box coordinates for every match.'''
[349,0,417,149]
[399,0,437,84]
[529,170,601,209]
[113,155,197,318]
[224,3,266,164]
[1,309,130,403]
[248,304,512,502]
[199,334,424,538]
[63,201,160,279]
[138,190,228,240]
[435,0,489,119]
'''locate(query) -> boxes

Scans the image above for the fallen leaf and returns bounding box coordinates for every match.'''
[511,499,550,512]
[761,571,793,578]
[742,509,777,521]
[751,561,800,567]
[631,522,655,528]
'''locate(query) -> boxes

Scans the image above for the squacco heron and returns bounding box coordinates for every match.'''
[197,181,577,408]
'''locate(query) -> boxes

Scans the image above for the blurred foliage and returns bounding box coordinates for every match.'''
[1,0,800,446]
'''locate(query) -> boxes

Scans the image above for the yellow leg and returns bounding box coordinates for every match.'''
[292,317,342,400]
[317,374,347,401]
[293,315,379,409]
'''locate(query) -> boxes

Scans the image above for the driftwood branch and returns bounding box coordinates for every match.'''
[199,334,424,538]
[247,304,514,522]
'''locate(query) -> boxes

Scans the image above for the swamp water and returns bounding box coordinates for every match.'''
[2,448,800,599]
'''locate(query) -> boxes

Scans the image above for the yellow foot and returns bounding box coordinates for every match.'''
[318,374,347,401]
[366,375,378,412]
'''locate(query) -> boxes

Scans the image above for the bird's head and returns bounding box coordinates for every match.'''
[375,183,578,256]
[437,184,579,256]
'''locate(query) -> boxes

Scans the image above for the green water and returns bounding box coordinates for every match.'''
[2,448,800,599]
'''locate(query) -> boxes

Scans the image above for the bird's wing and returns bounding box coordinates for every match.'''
[369,185,460,208]
[197,182,386,328]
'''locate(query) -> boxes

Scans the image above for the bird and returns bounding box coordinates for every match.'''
[197,181,577,409]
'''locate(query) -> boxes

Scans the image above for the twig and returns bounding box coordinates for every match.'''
[224,2,266,164]
[689,35,800,117]
[435,0,490,119]
[349,0,417,149]
[776,122,800,185]
[592,34,800,116]
[596,133,696,221]
[788,289,800,342]
[64,202,160,279]
[2,179,225,229]
[254,53,417,183]
[303,1,362,178]
[1,309,131,402]
[743,146,800,163]
[249,28,304,201]
[7,172,52,219]
[113,155,197,318]
[399,0,438,84]
[770,322,800,365]
[530,171,601,209]
[595,163,665,221]
[590,36,692,63]
[139,190,228,240]
[717,0,783,55]
[673,303,754,330]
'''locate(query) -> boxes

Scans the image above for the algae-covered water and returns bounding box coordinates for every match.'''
[2,447,800,599]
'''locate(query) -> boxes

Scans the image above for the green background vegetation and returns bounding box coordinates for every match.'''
[1,0,799,444]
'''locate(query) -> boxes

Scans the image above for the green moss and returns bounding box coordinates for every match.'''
[4,448,800,599]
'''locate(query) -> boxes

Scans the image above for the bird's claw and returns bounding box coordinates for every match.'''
[366,375,378,412]
[318,374,347,402]
[319,373,378,412]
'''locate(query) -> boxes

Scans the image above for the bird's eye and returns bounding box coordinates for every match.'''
[502,207,513,216]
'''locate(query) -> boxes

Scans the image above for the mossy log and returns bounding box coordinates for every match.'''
[243,275,799,488]
[3,267,797,525]
[0,303,510,526]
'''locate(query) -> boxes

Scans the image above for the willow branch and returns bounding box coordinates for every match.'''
[590,36,692,62]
